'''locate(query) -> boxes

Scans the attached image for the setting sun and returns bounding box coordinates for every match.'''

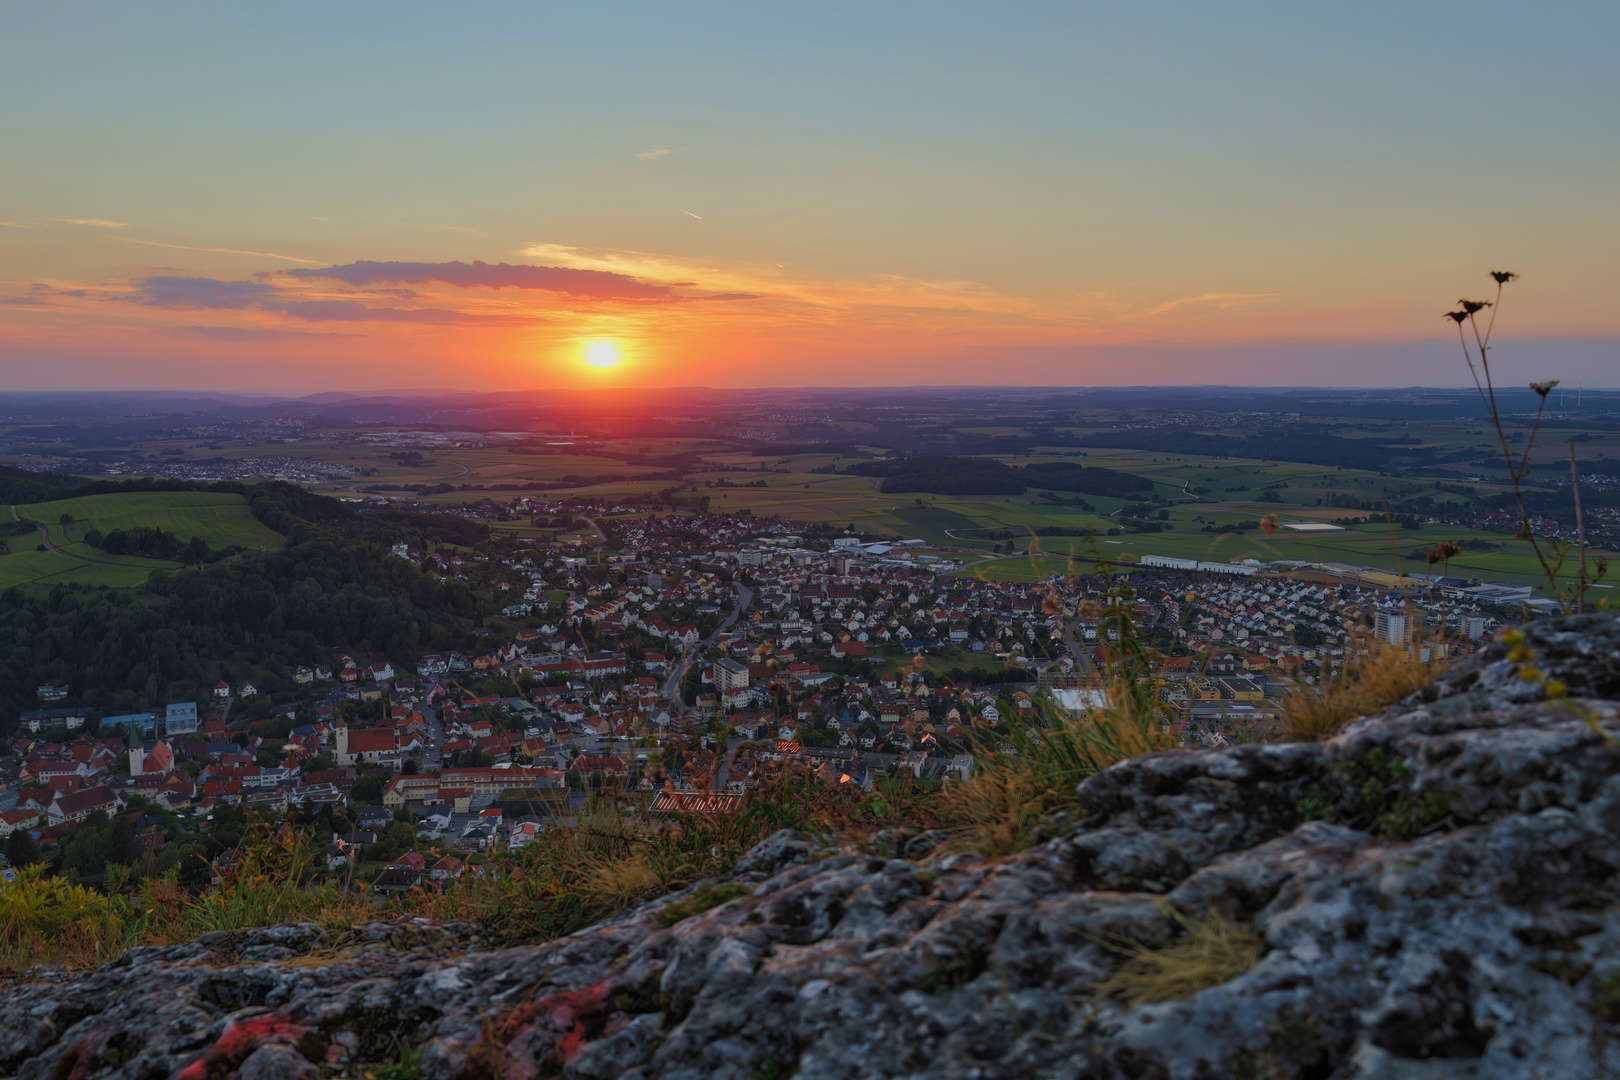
[582,340,622,369]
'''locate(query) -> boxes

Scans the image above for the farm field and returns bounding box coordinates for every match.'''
[9,411,1615,602]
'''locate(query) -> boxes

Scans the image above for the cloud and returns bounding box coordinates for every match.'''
[636,148,683,159]
[170,326,355,340]
[286,259,674,301]
[132,276,279,309]
[53,217,131,229]
[128,274,528,325]
[0,221,32,228]
[0,296,60,306]
[114,237,323,264]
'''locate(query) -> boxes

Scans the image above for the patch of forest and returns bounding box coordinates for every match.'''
[1016,462,1153,497]
[845,455,1027,496]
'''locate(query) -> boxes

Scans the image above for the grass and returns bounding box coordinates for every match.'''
[1278,642,1441,742]
[0,491,278,589]
[1092,908,1264,1007]
[0,548,84,589]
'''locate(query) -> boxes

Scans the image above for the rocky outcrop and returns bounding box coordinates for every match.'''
[10,613,1620,1079]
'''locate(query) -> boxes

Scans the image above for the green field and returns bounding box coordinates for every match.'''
[33,491,284,550]
[0,491,282,590]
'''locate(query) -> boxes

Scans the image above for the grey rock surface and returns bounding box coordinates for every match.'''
[9,613,1620,1079]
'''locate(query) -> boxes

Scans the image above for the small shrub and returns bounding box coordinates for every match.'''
[1338,747,1449,840]
[369,1045,421,1080]
[656,880,752,927]
[1593,972,1620,1024]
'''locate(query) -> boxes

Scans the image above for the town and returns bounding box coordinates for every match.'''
[0,495,1518,896]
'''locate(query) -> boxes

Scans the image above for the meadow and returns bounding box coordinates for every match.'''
[0,491,282,590]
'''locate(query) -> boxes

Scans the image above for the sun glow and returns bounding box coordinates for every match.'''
[581,340,622,368]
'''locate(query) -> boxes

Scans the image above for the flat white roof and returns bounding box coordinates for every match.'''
[1054,688,1111,713]
[1280,522,1346,533]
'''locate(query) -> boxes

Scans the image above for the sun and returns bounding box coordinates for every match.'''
[581,340,622,369]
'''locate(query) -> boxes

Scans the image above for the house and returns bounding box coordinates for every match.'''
[428,855,465,882]
[213,681,231,701]
[237,682,257,698]
[0,809,41,836]
[371,864,422,893]
[47,784,122,825]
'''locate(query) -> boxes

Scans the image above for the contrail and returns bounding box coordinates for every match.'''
[682,211,702,220]
[114,237,324,265]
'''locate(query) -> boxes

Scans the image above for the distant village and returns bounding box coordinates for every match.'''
[0,498,1516,892]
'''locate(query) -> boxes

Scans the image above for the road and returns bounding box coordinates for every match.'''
[1060,620,1100,673]
[10,506,55,554]
[662,582,754,703]
[577,516,608,546]
[419,703,444,771]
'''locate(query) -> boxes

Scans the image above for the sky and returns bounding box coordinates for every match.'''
[1,1,1616,393]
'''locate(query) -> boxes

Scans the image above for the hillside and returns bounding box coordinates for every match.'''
[7,613,1620,1079]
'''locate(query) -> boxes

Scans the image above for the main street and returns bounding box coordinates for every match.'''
[1061,620,1099,673]
[663,582,754,704]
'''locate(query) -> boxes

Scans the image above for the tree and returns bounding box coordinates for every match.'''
[5,827,39,867]
[59,514,73,526]
[351,774,386,804]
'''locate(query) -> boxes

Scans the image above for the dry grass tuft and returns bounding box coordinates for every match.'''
[1354,644,1439,708]
[934,684,1180,857]
[1280,642,1443,743]
[1094,908,1264,1007]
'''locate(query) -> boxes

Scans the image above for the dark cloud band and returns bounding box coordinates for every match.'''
[286,259,673,301]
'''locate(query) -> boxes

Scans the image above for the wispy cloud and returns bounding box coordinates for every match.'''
[0,221,33,228]
[53,217,131,229]
[636,148,683,159]
[114,237,323,264]
[273,299,525,324]
[1135,292,1280,317]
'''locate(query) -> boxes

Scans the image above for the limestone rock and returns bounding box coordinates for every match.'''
[8,613,1620,1079]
